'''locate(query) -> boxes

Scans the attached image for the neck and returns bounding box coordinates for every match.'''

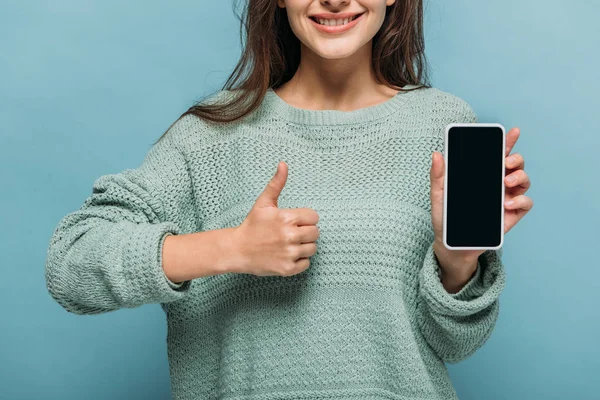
[274,41,399,111]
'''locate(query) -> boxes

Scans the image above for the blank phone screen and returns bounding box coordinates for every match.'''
[446,125,504,247]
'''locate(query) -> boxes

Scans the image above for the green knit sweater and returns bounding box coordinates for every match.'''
[45,84,506,400]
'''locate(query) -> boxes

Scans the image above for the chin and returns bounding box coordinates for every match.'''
[311,44,360,60]
[318,52,355,60]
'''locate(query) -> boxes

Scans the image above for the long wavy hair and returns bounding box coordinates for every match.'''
[154,0,431,144]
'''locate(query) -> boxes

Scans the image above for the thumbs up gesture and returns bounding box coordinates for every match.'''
[232,161,321,277]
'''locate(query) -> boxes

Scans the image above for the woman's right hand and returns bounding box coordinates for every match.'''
[232,161,320,277]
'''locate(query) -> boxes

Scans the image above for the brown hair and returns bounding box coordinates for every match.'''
[154,0,431,144]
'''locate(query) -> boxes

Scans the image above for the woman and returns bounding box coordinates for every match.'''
[45,0,533,399]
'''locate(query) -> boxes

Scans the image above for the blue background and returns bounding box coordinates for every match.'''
[1,0,598,398]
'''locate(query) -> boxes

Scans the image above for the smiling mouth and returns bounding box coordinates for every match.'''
[309,12,365,26]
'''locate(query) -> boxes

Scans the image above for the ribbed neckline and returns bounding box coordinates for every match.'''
[260,84,420,126]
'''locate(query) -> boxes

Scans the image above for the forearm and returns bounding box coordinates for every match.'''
[417,298,499,363]
[416,241,506,363]
[45,218,189,315]
[162,227,243,283]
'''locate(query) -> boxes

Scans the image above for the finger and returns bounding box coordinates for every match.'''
[505,127,521,157]
[295,225,320,243]
[296,242,318,259]
[505,169,531,190]
[430,151,445,190]
[504,203,530,234]
[430,152,444,179]
[505,152,525,170]
[255,161,288,208]
[429,152,446,212]
[504,194,534,211]
[284,207,320,226]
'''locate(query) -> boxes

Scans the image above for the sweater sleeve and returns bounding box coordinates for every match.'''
[44,123,193,315]
[416,242,506,363]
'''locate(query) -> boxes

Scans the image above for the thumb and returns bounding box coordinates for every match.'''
[430,151,445,200]
[254,161,288,208]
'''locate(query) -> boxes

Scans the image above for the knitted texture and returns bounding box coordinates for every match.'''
[45,85,506,399]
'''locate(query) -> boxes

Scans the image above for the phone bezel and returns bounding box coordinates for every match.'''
[443,122,506,250]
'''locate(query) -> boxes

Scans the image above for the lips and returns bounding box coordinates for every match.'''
[308,12,365,34]
[309,12,365,20]
[308,12,365,22]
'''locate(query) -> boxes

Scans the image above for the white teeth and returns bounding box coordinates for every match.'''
[315,14,359,26]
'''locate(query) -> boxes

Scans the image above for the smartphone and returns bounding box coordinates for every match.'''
[443,123,505,250]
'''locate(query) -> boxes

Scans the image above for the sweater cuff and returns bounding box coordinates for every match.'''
[161,233,192,289]
[438,258,483,301]
[419,242,506,317]
[119,222,191,306]
[166,278,186,289]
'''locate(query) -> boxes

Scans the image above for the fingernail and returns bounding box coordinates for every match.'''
[505,200,514,207]
[507,156,514,165]
[506,175,516,183]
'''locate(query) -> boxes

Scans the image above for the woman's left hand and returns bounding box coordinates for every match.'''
[429,127,534,292]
